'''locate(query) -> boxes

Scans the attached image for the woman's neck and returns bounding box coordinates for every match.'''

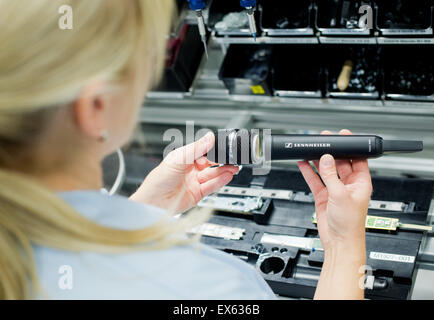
[37,165,103,192]
[31,152,104,192]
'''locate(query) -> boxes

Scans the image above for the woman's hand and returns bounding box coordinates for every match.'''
[297,129,372,250]
[297,129,373,299]
[130,132,239,214]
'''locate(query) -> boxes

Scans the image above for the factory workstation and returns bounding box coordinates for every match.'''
[1,0,434,305]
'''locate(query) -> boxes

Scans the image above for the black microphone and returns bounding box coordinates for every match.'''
[207,129,423,165]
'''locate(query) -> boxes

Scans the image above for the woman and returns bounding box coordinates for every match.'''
[0,0,372,299]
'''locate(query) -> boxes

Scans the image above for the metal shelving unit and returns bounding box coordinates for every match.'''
[211,35,434,45]
[142,37,434,178]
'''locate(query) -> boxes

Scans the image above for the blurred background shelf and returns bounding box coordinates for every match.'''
[141,41,434,179]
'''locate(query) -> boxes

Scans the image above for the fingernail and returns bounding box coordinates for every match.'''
[223,165,238,172]
[228,165,240,175]
[321,154,334,167]
[204,132,213,143]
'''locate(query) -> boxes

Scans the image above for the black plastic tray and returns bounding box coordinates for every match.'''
[324,44,382,99]
[271,45,324,98]
[219,44,273,96]
[375,0,434,36]
[315,0,374,36]
[383,45,434,101]
[259,0,315,36]
[199,167,434,300]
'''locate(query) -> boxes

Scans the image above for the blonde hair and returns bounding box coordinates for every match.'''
[0,0,208,299]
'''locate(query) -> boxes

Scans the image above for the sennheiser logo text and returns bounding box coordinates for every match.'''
[285,143,331,148]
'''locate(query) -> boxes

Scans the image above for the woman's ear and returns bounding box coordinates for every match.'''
[72,82,108,140]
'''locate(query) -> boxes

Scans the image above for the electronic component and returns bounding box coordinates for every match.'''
[207,129,423,165]
[197,195,263,214]
[188,223,324,249]
[312,212,432,232]
[188,223,246,240]
[261,233,323,251]
[197,193,272,224]
[216,186,415,213]
[217,186,293,200]
[369,200,408,212]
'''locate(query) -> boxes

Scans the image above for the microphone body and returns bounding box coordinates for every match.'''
[207,129,423,165]
[268,134,383,160]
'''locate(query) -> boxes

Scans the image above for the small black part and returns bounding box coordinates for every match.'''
[383,140,424,153]
[252,198,273,224]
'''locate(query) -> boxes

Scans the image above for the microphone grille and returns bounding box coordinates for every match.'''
[207,129,253,165]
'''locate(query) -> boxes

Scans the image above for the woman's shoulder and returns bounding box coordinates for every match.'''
[57,190,167,229]
[34,190,275,299]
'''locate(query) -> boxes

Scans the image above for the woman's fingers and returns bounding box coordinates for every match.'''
[197,165,239,184]
[352,159,373,199]
[168,132,215,168]
[312,130,332,173]
[352,158,370,174]
[335,129,354,181]
[200,172,234,198]
[195,156,218,171]
[321,130,333,135]
[319,129,353,182]
[191,132,215,161]
[318,154,347,200]
[297,160,325,197]
[312,160,320,173]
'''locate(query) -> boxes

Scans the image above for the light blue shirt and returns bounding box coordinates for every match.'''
[34,191,275,299]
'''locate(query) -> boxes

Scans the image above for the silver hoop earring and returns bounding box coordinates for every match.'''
[100,130,109,142]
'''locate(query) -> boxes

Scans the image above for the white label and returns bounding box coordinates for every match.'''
[369,251,415,264]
